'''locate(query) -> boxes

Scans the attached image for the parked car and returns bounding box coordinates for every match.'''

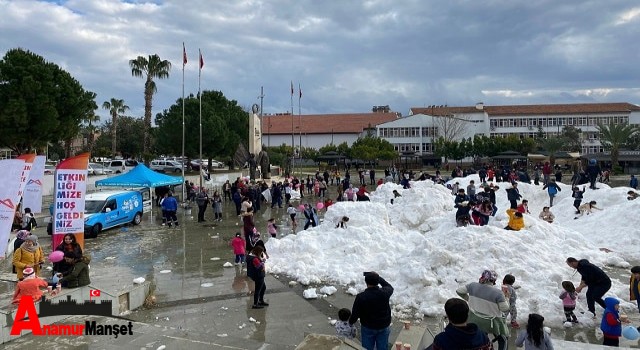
[104,159,138,174]
[88,163,114,176]
[150,160,183,173]
[190,159,224,170]
[83,189,150,238]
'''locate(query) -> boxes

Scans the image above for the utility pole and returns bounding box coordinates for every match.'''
[258,86,265,148]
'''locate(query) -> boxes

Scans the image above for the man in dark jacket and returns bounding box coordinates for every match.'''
[349,272,393,350]
[566,257,612,317]
[506,183,521,209]
[586,160,602,190]
[195,190,209,222]
[429,298,492,350]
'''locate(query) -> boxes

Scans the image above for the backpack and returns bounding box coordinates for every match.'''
[548,185,558,196]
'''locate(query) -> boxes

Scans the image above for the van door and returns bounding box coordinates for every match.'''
[103,198,121,228]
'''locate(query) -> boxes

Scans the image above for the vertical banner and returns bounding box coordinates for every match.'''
[16,154,36,201]
[53,153,89,250]
[0,159,26,257]
[23,155,46,213]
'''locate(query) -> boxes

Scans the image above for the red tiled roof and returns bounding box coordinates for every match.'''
[410,106,481,115]
[262,112,399,135]
[411,103,640,116]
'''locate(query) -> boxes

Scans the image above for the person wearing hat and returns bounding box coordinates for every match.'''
[630,266,640,312]
[13,235,44,280]
[58,251,91,288]
[457,270,511,350]
[348,272,394,350]
[12,267,48,304]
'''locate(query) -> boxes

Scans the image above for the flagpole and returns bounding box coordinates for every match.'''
[298,83,302,177]
[290,81,294,177]
[198,48,203,190]
[181,43,186,203]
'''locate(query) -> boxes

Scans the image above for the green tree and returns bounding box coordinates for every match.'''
[129,54,171,159]
[94,116,145,159]
[102,98,130,157]
[560,125,583,152]
[0,48,96,154]
[154,91,248,161]
[350,135,396,162]
[597,122,639,172]
[537,136,565,167]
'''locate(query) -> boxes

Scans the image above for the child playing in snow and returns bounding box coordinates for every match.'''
[538,206,555,223]
[574,200,601,219]
[267,218,278,238]
[572,186,586,214]
[504,208,524,231]
[560,281,578,323]
[230,232,246,265]
[627,191,639,201]
[336,216,349,228]
[516,199,530,214]
[502,274,519,328]
[335,308,356,339]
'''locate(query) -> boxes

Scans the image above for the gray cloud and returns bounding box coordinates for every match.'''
[1,0,639,123]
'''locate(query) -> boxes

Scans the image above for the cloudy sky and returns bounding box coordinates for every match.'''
[2,0,640,123]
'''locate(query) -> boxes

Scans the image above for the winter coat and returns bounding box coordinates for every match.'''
[576,259,611,287]
[630,273,639,301]
[60,255,91,288]
[506,209,524,230]
[246,254,265,280]
[231,237,245,255]
[457,282,510,337]
[506,187,521,201]
[161,196,178,211]
[600,297,621,338]
[431,323,493,350]
[542,182,561,196]
[560,291,577,307]
[13,246,45,279]
[12,277,48,304]
[348,276,393,330]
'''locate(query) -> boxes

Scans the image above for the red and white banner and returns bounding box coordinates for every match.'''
[0,159,27,258]
[23,155,46,213]
[53,153,89,249]
[16,154,36,201]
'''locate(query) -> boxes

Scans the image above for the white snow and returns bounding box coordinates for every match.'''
[303,288,318,299]
[266,175,640,325]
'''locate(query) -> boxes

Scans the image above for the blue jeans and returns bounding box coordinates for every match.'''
[360,325,390,350]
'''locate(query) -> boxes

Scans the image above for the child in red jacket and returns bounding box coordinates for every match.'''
[230,232,246,265]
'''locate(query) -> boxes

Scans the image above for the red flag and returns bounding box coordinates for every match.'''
[90,289,101,297]
[199,50,204,69]
[299,83,302,99]
[183,43,187,65]
[291,81,294,96]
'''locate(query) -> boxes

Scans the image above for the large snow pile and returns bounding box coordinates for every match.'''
[266,176,640,324]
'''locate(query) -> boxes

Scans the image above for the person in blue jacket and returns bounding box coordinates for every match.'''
[600,297,625,347]
[630,175,638,189]
[161,192,179,227]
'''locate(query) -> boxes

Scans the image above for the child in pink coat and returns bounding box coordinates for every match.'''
[267,218,278,238]
[230,232,246,265]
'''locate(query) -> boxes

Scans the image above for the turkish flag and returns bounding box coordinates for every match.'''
[90,289,101,297]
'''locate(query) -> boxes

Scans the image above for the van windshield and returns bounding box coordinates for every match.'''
[85,200,105,214]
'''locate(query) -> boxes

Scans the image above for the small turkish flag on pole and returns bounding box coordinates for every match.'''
[89,289,101,301]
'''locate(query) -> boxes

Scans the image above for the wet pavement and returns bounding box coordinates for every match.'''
[2,177,640,349]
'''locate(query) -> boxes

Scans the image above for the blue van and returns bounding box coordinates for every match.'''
[84,189,148,237]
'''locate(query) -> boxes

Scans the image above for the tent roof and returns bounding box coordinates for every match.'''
[95,164,183,188]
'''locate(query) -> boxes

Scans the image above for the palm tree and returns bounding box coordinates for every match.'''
[538,136,565,167]
[102,98,129,157]
[596,122,639,172]
[129,55,171,160]
[83,112,100,153]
